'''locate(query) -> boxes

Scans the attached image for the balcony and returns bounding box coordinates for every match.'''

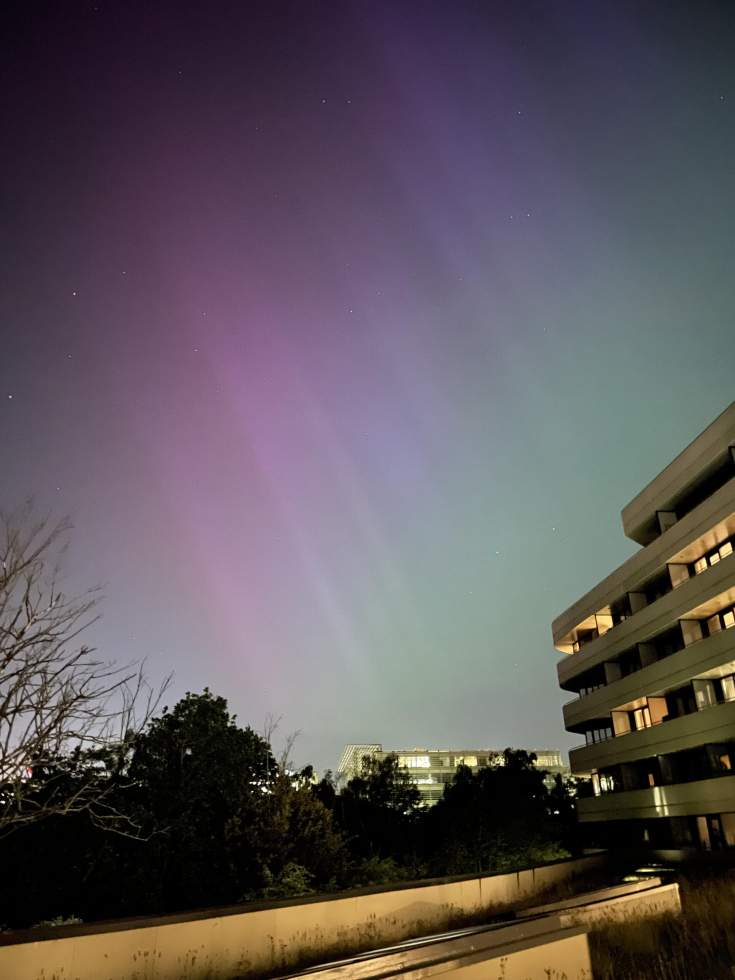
[576,773,735,823]
[563,623,735,731]
[558,551,735,688]
[569,698,735,774]
[553,476,735,652]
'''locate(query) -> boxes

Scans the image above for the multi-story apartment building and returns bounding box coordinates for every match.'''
[337,743,567,805]
[554,401,735,851]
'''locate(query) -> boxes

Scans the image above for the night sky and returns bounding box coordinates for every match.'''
[3,2,735,772]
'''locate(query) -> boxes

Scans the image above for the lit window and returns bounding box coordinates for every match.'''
[398,755,430,769]
[455,755,478,768]
[720,541,733,559]
[633,707,651,730]
[724,610,735,629]
[592,773,601,796]
[722,676,735,701]
[694,557,708,575]
[708,614,723,634]
[719,754,732,771]
[710,552,721,566]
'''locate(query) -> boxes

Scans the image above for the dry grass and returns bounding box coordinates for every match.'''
[590,871,735,979]
[512,866,615,912]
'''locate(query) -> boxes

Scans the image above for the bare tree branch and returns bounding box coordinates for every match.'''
[0,505,169,837]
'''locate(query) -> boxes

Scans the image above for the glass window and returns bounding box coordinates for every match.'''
[708,614,723,634]
[695,679,717,708]
[724,610,735,629]
[592,773,601,796]
[398,755,430,769]
[710,552,721,566]
[633,707,652,730]
[722,675,735,701]
[694,557,708,575]
[720,541,733,559]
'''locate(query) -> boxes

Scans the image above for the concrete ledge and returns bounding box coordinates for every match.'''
[400,929,592,979]
[281,916,587,978]
[621,401,735,546]
[517,877,662,917]
[570,698,735,774]
[556,882,681,928]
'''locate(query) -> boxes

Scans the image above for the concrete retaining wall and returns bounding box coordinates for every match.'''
[0,853,605,980]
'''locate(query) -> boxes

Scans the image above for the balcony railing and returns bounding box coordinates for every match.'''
[575,687,735,758]
[566,541,735,662]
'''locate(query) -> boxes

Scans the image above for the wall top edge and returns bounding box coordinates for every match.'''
[621,401,735,544]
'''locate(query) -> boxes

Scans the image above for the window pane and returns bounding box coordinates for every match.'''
[398,755,430,769]
[708,614,723,634]
[724,610,735,629]
[720,541,733,559]
[695,557,708,575]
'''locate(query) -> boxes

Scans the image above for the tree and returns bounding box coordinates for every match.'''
[121,690,346,911]
[0,506,164,837]
[227,769,347,900]
[347,754,422,814]
[312,769,337,809]
[424,749,569,876]
[336,753,421,871]
[119,689,274,909]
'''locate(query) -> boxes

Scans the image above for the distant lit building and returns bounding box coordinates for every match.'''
[336,744,382,783]
[554,401,735,851]
[336,744,568,805]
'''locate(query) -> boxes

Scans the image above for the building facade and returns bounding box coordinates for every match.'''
[553,401,735,850]
[336,744,567,805]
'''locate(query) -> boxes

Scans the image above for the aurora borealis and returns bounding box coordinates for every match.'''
[3,2,735,770]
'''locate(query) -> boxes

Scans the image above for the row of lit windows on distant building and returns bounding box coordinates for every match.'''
[395,751,564,771]
[398,754,485,769]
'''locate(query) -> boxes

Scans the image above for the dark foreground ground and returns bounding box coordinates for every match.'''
[590,870,735,980]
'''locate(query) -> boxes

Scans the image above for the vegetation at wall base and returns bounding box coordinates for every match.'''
[590,871,735,980]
